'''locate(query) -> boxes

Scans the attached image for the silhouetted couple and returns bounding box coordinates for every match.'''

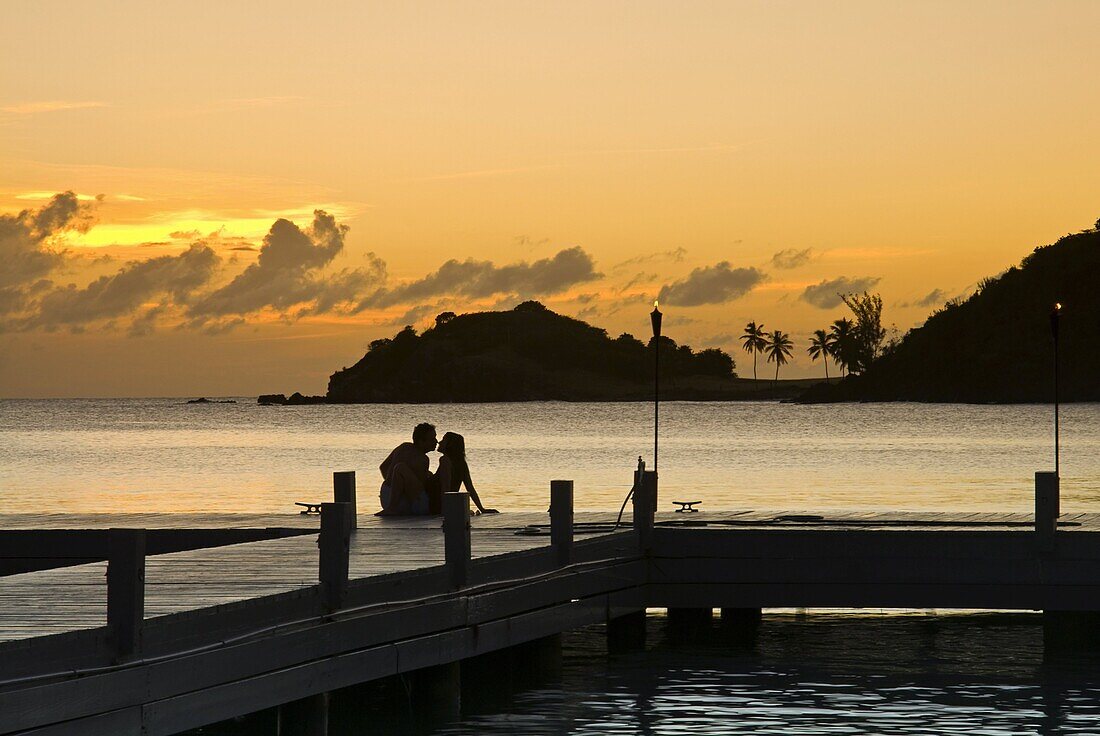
[378,423,498,516]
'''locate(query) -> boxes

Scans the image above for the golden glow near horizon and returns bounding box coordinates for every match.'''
[2,0,1100,397]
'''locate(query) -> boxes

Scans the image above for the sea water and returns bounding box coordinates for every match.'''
[2,399,1099,514]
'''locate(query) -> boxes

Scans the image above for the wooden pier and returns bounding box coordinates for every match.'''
[2,471,1099,735]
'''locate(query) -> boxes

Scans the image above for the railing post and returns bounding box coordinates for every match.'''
[550,480,574,566]
[633,470,656,550]
[333,470,357,530]
[107,528,146,661]
[1036,471,1059,548]
[319,502,352,611]
[443,492,471,589]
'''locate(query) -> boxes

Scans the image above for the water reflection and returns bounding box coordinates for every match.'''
[434,612,1100,736]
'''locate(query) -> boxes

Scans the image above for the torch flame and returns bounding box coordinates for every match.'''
[654,300,659,308]
[1055,302,1062,311]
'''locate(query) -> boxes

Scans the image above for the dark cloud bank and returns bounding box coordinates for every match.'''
[800,276,881,309]
[1,194,602,334]
[658,262,765,306]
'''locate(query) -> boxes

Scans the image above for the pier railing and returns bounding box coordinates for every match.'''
[0,471,656,684]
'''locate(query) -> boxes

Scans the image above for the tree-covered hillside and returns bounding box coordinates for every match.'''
[326,301,751,402]
[803,226,1100,403]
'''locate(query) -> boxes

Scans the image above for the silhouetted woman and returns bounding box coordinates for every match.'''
[436,432,498,515]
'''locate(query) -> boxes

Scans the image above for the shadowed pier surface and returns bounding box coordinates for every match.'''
[0,510,1095,642]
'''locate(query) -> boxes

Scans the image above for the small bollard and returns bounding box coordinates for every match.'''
[319,502,353,611]
[550,480,574,566]
[443,492,471,589]
[633,470,656,550]
[107,528,146,661]
[1036,471,1059,546]
[333,471,357,530]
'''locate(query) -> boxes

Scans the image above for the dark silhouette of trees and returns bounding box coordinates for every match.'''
[765,330,793,384]
[807,328,834,381]
[434,311,456,327]
[840,292,886,373]
[740,321,767,380]
[802,225,1100,402]
[828,318,856,376]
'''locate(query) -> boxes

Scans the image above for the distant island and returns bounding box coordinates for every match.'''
[261,301,821,404]
[803,224,1100,403]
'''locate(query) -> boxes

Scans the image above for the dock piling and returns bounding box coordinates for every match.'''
[607,610,647,653]
[633,470,657,549]
[107,528,146,661]
[278,692,329,736]
[411,661,462,723]
[720,607,762,648]
[333,471,357,530]
[667,607,713,643]
[319,502,352,611]
[443,492,471,589]
[550,480,574,566]
[1036,471,1059,547]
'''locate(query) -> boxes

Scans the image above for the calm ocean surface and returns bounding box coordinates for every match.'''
[1,399,1099,514]
[7,399,1100,735]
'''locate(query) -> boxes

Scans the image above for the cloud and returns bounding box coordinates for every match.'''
[1,198,390,333]
[914,288,948,308]
[359,246,600,309]
[0,192,97,313]
[617,271,658,294]
[702,333,735,347]
[770,248,813,270]
[188,210,382,319]
[800,276,882,309]
[657,263,765,306]
[1,101,107,115]
[613,247,687,271]
[21,244,220,331]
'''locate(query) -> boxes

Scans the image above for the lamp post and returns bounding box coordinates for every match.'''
[1051,302,1062,476]
[651,301,662,474]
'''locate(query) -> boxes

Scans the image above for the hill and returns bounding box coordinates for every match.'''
[321,301,810,403]
[802,227,1100,403]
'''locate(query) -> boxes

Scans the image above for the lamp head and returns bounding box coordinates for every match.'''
[651,300,662,338]
[1050,302,1062,340]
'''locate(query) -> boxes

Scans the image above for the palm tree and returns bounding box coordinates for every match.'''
[828,318,855,376]
[739,321,768,380]
[807,329,834,381]
[765,330,793,384]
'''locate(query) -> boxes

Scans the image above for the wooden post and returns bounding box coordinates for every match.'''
[443,492,471,589]
[107,528,146,661]
[1036,471,1059,546]
[319,502,352,611]
[333,471,357,530]
[411,661,461,723]
[720,607,762,648]
[607,610,646,653]
[550,480,574,566]
[633,470,656,549]
[278,692,329,736]
[668,607,713,643]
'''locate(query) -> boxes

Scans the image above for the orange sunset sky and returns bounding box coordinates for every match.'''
[2,1,1099,397]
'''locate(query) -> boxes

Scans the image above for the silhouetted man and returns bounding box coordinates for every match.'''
[378,422,437,514]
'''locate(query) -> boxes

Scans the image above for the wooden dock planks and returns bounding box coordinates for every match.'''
[2,509,1095,642]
